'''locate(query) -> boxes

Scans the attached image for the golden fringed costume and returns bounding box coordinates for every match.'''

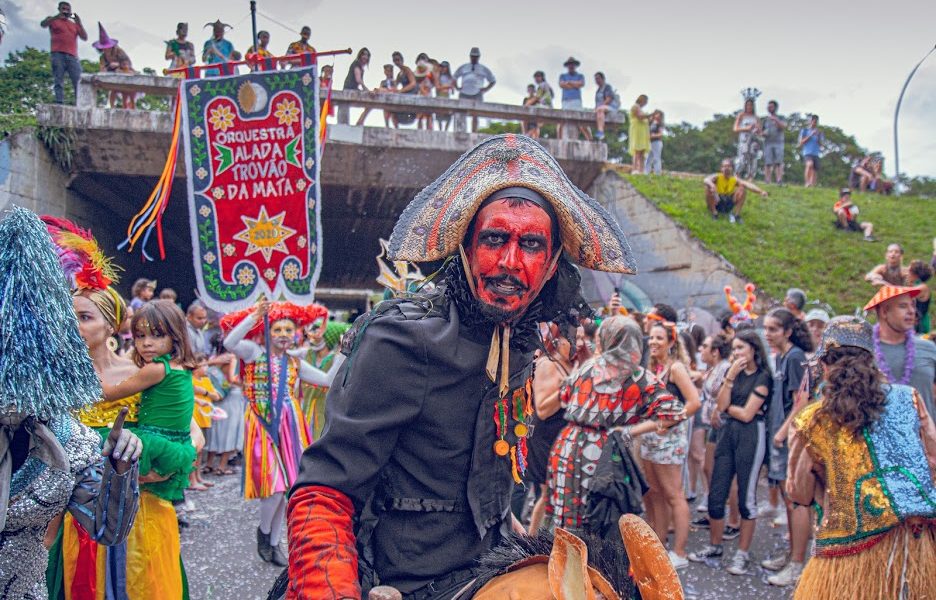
[789,386,936,599]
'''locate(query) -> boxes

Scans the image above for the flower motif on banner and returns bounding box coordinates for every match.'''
[223,243,236,257]
[192,126,205,139]
[302,73,313,87]
[233,205,297,262]
[189,85,201,96]
[296,179,307,191]
[209,105,236,132]
[196,166,208,179]
[203,251,216,264]
[297,235,307,249]
[212,187,225,200]
[236,266,256,286]
[304,118,313,130]
[264,268,276,281]
[274,98,300,127]
[305,157,314,169]
[283,263,299,281]
[199,205,212,218]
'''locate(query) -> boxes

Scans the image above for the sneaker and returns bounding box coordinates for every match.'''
[668,550,689,570]
[761,553,788,571]
[864,235,876,242]
[711,212,719,220]
[725,551,750,576]
[691,516,710,529]
[772,510,788,528]
[734,214,743,224]
[722,525,741,540]
[729,214,737,224]
[688,544,723,563]
[695,494,708,513]
[767,561,804,586]
[595,131,605,140]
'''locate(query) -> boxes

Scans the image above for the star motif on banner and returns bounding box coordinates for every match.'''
[233,206,296,262]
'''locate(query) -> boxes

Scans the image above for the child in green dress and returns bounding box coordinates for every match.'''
[101,299,197,501]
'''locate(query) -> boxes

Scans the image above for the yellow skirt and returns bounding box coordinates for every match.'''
[795,521,936,600]
[60,491,185,600]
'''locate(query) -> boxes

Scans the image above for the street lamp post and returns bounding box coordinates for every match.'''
[893,43,936,189]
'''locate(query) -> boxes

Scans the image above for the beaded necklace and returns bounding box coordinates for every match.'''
[872,324,915,385]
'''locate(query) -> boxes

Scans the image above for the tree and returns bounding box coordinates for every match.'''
[0,47,97,113]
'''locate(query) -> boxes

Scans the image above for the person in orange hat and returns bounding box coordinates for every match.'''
[866,285,936,417]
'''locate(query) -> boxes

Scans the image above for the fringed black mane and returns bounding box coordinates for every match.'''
[459,529,638,599]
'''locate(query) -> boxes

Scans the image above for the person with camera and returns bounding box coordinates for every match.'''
[41,2,88,104]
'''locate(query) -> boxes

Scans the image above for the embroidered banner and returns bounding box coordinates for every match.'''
[181,66,321,311]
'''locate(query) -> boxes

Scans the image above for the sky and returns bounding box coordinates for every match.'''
[6,0,936,177]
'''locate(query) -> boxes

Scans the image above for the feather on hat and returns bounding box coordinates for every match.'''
[387,134,636,274]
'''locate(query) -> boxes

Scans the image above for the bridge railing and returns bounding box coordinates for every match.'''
[75,73,624,137]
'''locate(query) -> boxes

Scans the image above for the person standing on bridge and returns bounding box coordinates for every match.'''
[166,22,195,72]
[454,47,496,132]
[41,1,88,105]
[283,134,666,599]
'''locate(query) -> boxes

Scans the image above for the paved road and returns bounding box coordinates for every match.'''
[181,472,796,600]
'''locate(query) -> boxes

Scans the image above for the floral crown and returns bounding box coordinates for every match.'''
[220,301,327,338]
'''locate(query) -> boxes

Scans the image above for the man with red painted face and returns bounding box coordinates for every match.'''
[283,135,640,599]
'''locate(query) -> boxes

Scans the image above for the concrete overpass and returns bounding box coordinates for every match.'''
[1,73,753,315]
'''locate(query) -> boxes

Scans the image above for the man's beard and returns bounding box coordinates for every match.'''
[475,301,523,324]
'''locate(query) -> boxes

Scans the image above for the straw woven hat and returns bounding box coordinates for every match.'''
[387,134,636,274]
[864,285,920,311]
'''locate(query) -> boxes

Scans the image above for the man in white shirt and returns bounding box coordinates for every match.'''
[454,47,496,132]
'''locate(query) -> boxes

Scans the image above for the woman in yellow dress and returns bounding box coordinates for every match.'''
[44,217,189,600]
[628,94,652,173]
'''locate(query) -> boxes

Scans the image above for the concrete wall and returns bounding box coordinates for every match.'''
[0,131,87,220]
[586,171,760,316]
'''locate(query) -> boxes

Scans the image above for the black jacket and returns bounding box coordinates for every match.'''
[291,289,538,595]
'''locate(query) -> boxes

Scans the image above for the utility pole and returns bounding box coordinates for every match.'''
[893,43,935,191]
[250,1,258,55]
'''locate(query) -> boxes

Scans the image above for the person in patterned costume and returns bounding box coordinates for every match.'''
[547,316,678,531]
[0,207,140,599]
[788,315,936,599]
[221,300,343,567]
[284,135,647,599]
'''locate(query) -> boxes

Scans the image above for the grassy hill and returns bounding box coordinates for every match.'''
[626,174,934,316]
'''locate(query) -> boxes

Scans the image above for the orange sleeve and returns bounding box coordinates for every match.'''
[286,485,360,600]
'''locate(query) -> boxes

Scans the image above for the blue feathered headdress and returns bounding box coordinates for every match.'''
[0,207,101,417]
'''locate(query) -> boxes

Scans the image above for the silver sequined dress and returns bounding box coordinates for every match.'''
[0,415,139,599]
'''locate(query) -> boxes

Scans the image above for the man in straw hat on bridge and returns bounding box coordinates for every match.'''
[283,135,684,599]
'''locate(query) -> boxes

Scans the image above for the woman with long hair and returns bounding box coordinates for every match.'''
[689,329,771,575]
[789,316,936,599]
[761,308,814,586]
[641,321,701,568]
[546,317,681,534]
[628,94,652,173]
[693,334,731,516]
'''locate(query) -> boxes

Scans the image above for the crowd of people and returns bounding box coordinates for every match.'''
[43,1,900,193]
[508,233,936,592]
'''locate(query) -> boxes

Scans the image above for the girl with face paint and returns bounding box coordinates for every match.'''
[221,300,345,566]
